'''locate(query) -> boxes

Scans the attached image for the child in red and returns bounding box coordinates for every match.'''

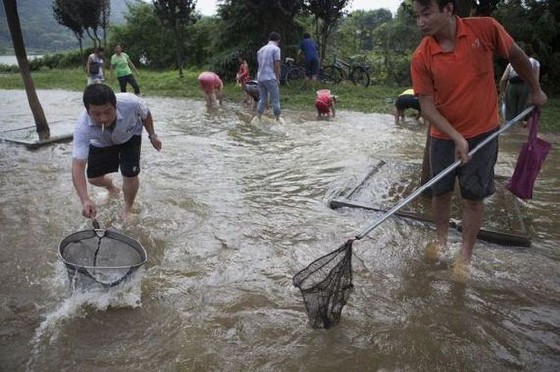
[198,71,223,107]
[236,54,251,106]
[315,89,336,118]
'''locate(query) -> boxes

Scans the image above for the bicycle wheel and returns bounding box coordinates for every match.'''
[285,67,305,87]
[350,66,370,87]
[321,65,343,84]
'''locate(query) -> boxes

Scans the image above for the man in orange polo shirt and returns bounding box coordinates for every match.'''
[411,0,547,280]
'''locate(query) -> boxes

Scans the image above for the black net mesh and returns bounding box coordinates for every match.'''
[59,229,146,287]
[293,240,354,329]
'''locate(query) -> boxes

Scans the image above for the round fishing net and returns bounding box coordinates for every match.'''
[59,228,146,288]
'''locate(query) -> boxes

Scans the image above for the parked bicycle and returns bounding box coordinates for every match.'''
[322,55,371,87]
[281,58,339,87]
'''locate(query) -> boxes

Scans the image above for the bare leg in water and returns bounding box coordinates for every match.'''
[459,199,483,260]
[89,175,121,197]
[122,176,139,221]
[425,192,452,261]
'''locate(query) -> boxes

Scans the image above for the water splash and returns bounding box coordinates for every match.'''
[25,266,144,371]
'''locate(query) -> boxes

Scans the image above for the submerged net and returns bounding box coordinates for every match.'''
[58,228,146,288]
[293,240,354,329]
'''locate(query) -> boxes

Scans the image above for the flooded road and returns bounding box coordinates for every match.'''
[1,89,559,371]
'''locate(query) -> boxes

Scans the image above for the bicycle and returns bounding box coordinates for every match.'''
[280,58,304,87]
[282,58,339,87]
[322,55,371,87]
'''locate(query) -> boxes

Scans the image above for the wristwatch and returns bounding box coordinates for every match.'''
[148,133,158,140]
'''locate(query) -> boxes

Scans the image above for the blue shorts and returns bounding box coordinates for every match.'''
[87,135,142,178]
[430,128,498,200]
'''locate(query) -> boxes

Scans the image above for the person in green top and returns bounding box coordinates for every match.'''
[110,44,141,95]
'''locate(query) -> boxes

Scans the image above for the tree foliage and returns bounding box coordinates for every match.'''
[41,0,560,94]
[110,2,173,68]
[302,0,351,63]
[52,0,85,52]
[493,0,560,91]
[52,0,110,50]
[212,0,304,79]
[153,0,197,77]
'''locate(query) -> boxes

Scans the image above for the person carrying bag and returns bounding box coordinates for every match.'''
[506,108,551,199]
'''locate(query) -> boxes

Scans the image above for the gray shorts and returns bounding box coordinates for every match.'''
[430,128,498,200]
[244,81,259,102]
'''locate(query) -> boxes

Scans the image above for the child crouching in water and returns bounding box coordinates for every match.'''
[315,89,336,118]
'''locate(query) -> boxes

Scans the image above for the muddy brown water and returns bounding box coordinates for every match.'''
[0,89,559,371]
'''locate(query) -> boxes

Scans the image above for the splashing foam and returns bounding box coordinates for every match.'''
[25,266,144,371]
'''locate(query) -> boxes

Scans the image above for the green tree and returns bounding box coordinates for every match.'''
[53,0,85,52]
[100,0,111,47]
[3,0,50,140]
[212,0,304,78]
[110,1,174,69]
[153,0,197,77]
[494,0,559,91]
[302,0,352,64]
[52,0,107,48]
[353,9,393,51]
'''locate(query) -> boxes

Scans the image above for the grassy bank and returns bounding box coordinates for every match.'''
[1,68,559,130]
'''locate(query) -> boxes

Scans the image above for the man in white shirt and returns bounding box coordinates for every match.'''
[256,32,282,121]
[72,84,162,222]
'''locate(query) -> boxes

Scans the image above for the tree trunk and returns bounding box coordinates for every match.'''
[2,0,50,140]
[174,28,184,78]
[85,29,96,45]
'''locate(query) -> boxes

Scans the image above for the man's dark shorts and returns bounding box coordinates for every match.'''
[87,135,142,179]
[430,128,498,200]
[395,95,420,111]
[304,59,319,77]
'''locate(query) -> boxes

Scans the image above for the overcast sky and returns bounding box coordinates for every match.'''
[195,0,402,16]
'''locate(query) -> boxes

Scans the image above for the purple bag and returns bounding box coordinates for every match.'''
[506,108,551,199]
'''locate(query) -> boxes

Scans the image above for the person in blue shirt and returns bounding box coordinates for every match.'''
[298,33,319,90]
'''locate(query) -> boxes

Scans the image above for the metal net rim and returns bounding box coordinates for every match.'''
[58,228,147,270]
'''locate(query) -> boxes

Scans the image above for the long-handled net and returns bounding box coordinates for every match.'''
[293,106,534,329]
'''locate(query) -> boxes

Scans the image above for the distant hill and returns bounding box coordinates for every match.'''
[0,0,130,54]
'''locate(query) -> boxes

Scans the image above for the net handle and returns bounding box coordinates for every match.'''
[355,105,534,240]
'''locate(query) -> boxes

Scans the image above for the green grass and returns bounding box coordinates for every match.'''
[1,67,559,130]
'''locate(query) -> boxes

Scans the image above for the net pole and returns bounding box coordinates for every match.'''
[355,106,534,240]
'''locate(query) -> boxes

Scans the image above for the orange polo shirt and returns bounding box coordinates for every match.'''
[411,17,514,139]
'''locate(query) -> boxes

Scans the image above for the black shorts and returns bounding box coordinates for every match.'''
[304,59,319,77]
[430,128,498,200]
[87,135,142,179]
[395,95,420,111]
